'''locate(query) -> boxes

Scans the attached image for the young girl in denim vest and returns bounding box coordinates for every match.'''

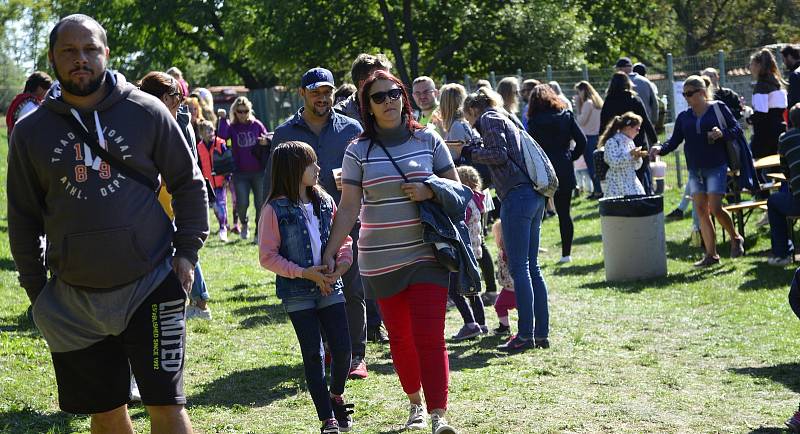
[258,141,355,434]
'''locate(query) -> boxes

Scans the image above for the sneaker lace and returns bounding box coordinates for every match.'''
[407,404,424,424]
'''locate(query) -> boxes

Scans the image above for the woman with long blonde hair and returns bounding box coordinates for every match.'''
[216,96,270,240]
[574,81,604,198]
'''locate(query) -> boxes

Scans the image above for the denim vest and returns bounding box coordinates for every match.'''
[270,194,342,299]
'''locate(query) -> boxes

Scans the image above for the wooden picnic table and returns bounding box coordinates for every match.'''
[754,154,781,170]
[723,199,768,242]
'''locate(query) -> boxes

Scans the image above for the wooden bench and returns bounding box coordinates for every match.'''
[723,200,768,243]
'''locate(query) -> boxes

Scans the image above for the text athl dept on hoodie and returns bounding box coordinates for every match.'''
[7,70,209,299]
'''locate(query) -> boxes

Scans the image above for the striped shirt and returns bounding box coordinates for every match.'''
[342,128,454,284]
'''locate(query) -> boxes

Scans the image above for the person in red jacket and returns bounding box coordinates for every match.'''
[5,71,52,136]
[197,119,231,242]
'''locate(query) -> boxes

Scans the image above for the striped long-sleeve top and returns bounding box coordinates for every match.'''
[341,127,455,298]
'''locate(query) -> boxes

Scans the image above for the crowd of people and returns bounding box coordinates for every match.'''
[9,12,800,434]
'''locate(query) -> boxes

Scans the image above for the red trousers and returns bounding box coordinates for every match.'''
[377,283,449,412]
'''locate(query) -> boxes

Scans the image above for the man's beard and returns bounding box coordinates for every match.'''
[311,104,331,117]
[54,65,105,97]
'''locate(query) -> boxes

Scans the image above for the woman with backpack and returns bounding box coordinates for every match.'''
[457,87,551,353]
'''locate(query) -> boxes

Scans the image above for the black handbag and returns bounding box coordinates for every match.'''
[711,102,741,171]
[371,140,460,273]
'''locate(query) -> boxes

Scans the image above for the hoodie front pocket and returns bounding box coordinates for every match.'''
[59,227,151,289]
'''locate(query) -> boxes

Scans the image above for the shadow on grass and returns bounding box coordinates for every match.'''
[235,302,288,328]
[0,407,77,434]
[0,256,16,271]
[730,363,800,394]
[737,262,796,291]
[189,364,304,407]
[224,293,270,304]
[747,428,786,434]
[572,234,602,245]
[579,265,731,293]
[366,336,503,375]
[225,283,250,292]
[0,309,37,333]
[552,261,604,276]
[573,210,600,221]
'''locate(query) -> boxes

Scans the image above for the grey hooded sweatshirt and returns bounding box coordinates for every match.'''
[8,71,209,303]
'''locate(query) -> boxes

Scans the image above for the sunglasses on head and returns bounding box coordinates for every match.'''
[682,89,702,98]
[369,88,403,104]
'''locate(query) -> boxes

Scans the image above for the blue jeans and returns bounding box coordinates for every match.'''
[583,135,602,194]
[233,170,266,227]
[190,262,209,302]
[499,185,549,340]
[448,272,486,326]
[287,302,351,421]
[768,190,800,257]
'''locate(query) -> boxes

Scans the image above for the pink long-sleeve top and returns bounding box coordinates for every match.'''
[258,200,353,278]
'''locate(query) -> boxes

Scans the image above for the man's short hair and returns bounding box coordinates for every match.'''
[24,71,53,93]
[790,103,800,129]
[49,14,108,51]
[781,44,800,60]
[412,76,436,89]
[350,53,392,85]
[632,63,647,75]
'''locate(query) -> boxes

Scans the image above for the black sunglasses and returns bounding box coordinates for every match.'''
[369,88,403,104]
[682,89,702,98]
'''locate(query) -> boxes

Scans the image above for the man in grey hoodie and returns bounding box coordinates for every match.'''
[7,14,207,434]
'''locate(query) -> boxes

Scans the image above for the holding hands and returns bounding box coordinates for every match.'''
[310,254,352,296]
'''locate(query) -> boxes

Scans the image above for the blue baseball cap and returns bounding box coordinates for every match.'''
[301,67,335,90]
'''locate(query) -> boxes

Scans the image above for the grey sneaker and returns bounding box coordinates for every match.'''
[405,403,426,430]
[431,413,456,434]
[450,323,481,341]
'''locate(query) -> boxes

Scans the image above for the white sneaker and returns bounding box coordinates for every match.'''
[558,255,572,263]
[186,305,212,320]
[768,256,792,267]
[405,404,427,430]
[219,229,228,243]
[431,413,457,434]
[130,376,141,402]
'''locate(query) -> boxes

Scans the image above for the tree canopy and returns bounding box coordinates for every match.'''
[4,0,798,91]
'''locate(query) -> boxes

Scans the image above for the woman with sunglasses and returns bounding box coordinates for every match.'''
[600,72,658,194]
[322,70,459,434]
[650,75,745,267]
[216,96,270,241]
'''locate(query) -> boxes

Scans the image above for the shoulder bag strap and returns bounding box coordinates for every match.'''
[60,113,159,191]
[373,139,410,182]
[712,102,727,131]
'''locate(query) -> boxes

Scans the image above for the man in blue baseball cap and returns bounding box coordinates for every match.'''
[271,68,373,384]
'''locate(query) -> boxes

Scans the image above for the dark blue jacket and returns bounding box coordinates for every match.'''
[271,108,363,203]
[527,109,586,191]
[269,194,344,299]
[419,175,482,294]
[788,65,800,110]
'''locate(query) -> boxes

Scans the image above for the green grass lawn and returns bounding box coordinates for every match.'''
[1,124,799,433]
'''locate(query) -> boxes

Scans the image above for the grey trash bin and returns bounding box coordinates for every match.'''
[599,195,667,282]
